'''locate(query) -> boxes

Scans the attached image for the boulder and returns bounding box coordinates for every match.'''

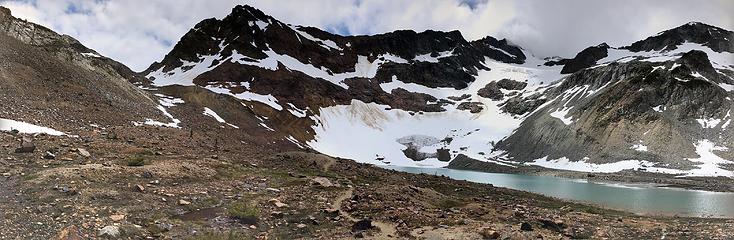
[477,82,504,100]
[98,225,120,238]
[77,148,91,158]
[311,177,334,187]
[55,225,84,240]
[479,228,500,239]
[14,136,35,153]
[351,219,374,232]
[457,102,484,113]
[520,222,533,231]
[496,79,527,90]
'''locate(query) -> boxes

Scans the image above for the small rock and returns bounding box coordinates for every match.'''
[268,198,288,208]
[479,228,500,239]
[55,225,83,240]
[540,218,565,232]
[98,225,120,237]
[43,151,56,159]
[311,177,334,187]
[178,199,191,205]
[77,148,91,158]
[520,222,533,231]
[323,208,339,216]
[109,215,125,222]
[271,211,284,218]
[351,219,373,232]
[265,188,281,192]
[134,184,145,192]
[297,223,307,229]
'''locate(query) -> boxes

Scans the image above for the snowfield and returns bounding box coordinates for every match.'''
[0,118,65,136]
[306,56,565,167]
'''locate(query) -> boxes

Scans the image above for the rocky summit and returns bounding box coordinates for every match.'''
[0,3,734,239]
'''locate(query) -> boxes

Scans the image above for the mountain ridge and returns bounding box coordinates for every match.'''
[138,4,734,179]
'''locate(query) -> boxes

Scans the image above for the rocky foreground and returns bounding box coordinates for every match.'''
[0,126,732,240]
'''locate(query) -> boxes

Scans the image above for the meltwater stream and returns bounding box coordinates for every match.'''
[381,166,734,218]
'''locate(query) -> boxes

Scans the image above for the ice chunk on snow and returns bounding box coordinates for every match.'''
[396,135,441,147]
[0,118,64,135]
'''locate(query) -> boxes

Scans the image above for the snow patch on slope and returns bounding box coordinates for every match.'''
[206,85,283,111]
[307,59,564,167]
[136,105,182,128]
[203,107,239,128]
[0,118,65,135]
[684,140,734,177]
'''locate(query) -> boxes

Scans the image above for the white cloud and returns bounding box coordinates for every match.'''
[0,0,731,71]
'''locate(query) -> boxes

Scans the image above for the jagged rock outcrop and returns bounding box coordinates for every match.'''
[496,50,734,169]
[143,5,527,114]
[623,22,734,53]
[545,43,610,74]
[0,7,162,131]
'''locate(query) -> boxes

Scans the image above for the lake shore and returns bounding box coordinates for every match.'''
[447,155,734,193]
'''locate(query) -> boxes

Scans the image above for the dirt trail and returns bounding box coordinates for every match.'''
[333,188,357,222]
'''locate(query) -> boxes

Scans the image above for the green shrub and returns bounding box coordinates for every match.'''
[126,155,149,166]
[227,201,259,224]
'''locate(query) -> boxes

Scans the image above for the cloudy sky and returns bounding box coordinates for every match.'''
[1,0,731,71]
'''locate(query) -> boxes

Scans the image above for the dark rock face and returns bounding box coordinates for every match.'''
[501,93,547,116]
[143,4,532,116]
[623,22,734,53]
[496,52,734,165]
[477,82,504,100]
[471,36,526,64]
[457,102,484,113]
[477,79,527,101]
[0,7,162,130]
[558,43,609,74]
[496,79,527,90]
[436,148,451,161]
